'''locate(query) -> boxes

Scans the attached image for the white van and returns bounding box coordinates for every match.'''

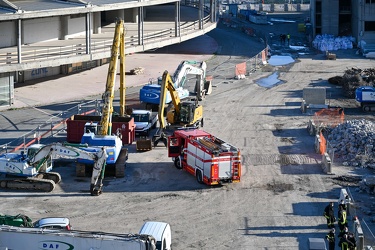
[33,217,72,230]
[139,221,172,250]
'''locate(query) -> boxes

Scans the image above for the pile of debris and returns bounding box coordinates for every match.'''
[357,175,375,194]
[130,67,145,75]
[326,119,375,167]
[328,67,375,98]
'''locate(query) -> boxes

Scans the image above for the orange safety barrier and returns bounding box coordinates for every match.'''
[319,131,327,155]
[261,50,267,63]
[313,108,345,128]
[235,62,246,76]
[243,27,254,36]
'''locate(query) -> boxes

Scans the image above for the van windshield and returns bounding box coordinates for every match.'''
[132,114,149,122]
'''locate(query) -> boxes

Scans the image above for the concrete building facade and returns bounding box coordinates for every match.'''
[309,0,375,44]
[0,0,217,106]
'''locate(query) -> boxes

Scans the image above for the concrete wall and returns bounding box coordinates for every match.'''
[93,12,101,34]
[124,8,138,23]
[23,66,61,81]
[303,87,326,105]
[23,17,60,44]
[352,0,360,43]
[364,2,375,18]
[105,9,125,23]
[0,21,16,48]
[321,0,339,36]
[363,2,375,43]
[22,15,87,43]
[65,15,86,39]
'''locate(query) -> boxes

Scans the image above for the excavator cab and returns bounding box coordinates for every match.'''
[179,102,196,124]
[166,101,203,127]
[180,100,203,127]
[84,122,99,134]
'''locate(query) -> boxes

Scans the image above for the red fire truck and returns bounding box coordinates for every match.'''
[168,129,241,185]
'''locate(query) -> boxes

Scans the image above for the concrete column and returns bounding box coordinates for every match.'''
[284,3,288,11]
[17,19,21,64]
[138,7,144,45]
[199,0,203,29]
[60,16,69,40]
[175,2,180,37]
[86,13,91,54]
[270,3,275,12]
[210,0,215,22]
[93,12,101,34]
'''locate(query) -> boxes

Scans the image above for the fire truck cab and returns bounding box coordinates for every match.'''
[168,129,241,185]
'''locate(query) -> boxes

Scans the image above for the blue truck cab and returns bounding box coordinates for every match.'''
[78,132,122,165]
[139,83,189,106]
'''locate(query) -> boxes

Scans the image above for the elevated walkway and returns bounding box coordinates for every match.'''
[0,5,217,74]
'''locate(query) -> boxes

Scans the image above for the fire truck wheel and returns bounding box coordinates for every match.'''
[174,157,183,169]
[196,170,203,184]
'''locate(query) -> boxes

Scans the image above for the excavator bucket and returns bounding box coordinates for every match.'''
[194,76,213,101]
[136,136,153,151]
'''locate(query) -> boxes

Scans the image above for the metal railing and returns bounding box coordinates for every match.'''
[0,100,101,155]
[0,4,214,67]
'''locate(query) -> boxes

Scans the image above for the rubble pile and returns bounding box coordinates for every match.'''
[326,119,375,167]
[328,68,375,98]
[357,176,375,194]
[130,67,145,75]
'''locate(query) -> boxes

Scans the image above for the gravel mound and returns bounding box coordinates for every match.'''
[327,119,375,167]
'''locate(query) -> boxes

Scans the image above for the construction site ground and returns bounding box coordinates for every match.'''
[1,13,375,249]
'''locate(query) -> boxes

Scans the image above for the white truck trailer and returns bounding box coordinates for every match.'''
[0,221,171,250]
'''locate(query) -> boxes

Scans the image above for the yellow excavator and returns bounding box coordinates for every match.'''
[100,18,127,134]
[77,19,129,177]
[153,70,203,147]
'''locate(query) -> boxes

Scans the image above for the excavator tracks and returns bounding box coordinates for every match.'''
[42,172,61,184]
[0,178,55,192]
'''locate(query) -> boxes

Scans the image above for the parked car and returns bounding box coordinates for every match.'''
[33,217,72,230]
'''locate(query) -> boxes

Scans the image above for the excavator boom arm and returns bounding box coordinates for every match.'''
[99,19,126,135]
[158,71,181,130]
[172,61,206,88]
[30,142,108,196]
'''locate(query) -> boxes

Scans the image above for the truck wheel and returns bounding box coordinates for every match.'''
[174,157,183,169]
[201,118,204,127]
[363,106,371,112]
[196,170,203,184]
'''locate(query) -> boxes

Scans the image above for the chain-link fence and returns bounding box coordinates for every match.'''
[205,17,268,81]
